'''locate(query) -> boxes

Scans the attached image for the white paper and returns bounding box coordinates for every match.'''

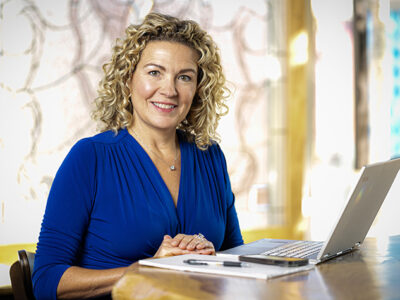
[139,254,314,280]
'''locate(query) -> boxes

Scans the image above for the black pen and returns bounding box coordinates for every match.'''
[183,259,250,267]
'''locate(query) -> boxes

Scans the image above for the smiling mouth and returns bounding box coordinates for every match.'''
[152,102,177,109]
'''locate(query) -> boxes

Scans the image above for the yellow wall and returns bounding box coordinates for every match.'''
[0,244,36,266]
[285,0,310,240]
[243,0,312,243]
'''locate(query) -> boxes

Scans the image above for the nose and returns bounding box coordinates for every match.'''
[160,77,178,97]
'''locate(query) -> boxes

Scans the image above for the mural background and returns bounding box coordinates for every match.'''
[0,0,286,244]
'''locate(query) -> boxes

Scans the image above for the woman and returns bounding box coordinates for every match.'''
[32,12,243,299]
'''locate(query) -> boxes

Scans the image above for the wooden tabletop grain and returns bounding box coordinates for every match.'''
[112,235,400,300]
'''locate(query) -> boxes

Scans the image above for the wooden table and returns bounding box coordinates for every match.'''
[112,236,400,299]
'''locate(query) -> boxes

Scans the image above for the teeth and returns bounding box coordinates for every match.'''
[153,102,175,109]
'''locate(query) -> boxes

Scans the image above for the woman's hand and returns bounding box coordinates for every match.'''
[153,234,215,258]
[153,235,192,258]
[171,233,215,254]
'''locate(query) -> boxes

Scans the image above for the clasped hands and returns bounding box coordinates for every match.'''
[154,233,215,258]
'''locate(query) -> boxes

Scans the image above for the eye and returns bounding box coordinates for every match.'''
[148,70,160,76]
[178,74,192,82]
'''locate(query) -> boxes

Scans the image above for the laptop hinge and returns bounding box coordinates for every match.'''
[321,243,361,262]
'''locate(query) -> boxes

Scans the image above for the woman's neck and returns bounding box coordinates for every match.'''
[128,122,178,157]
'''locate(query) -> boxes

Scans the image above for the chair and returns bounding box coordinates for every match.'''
[9,250,36,300]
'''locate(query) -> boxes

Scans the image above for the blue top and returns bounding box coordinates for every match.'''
[32,129,243,299]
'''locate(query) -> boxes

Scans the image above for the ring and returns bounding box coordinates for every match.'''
[197,233,205,240]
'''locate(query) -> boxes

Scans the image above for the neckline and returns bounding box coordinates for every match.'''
[123,128,184,209]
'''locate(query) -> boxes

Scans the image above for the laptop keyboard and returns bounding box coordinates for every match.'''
[262,241,324,259]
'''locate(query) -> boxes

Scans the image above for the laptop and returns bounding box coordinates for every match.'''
[218,158,400,264]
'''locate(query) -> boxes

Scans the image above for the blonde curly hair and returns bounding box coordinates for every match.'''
[92,12,230,150]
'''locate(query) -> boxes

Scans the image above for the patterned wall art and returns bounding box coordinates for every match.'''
[0,0,286,243]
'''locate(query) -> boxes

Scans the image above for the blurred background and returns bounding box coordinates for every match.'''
[1,0,399,256]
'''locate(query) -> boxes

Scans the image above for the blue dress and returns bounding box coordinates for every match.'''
[32,129,243,299]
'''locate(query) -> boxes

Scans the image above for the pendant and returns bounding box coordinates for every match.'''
[170,165,176,171]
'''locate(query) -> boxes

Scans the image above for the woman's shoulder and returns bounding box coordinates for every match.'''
[85,128,129,144]
[179,131,224,159]
[68,129,130,157]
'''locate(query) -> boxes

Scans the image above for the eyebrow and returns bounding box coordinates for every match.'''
[143,63,197,74]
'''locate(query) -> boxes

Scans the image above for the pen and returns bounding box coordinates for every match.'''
[183,259,250,267]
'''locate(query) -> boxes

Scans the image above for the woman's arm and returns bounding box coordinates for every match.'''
[215,144,244,250]
[57,234,214,298]
[57,266,127,299]
[33,140,105,299]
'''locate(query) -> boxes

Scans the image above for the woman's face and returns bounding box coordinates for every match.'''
[129,41,199,132]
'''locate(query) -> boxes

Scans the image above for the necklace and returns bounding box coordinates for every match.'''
[130,128,179,171]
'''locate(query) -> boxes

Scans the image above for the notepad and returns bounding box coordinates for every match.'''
[139,254,314,280]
